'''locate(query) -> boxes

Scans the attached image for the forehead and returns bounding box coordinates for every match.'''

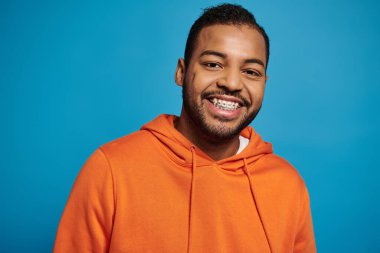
[194,24,266,64]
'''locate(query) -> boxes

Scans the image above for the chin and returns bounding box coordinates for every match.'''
[199,118,248,141]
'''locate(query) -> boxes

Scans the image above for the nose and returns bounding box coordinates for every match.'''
[216,68,242,91]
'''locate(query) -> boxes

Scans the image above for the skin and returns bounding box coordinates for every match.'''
[175,24,268,160]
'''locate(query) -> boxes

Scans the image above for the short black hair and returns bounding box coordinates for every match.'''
[184,3,270,68]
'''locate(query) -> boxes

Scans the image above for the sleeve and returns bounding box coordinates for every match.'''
[293,186,317,253]
[53,148,115,253]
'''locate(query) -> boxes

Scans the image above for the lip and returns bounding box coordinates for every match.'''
[204,98,244,120]
[206,94,244,106]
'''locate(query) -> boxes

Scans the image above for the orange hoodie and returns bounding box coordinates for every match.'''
[54,114,316,253]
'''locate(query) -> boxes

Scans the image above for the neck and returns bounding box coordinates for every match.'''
[175,111,240,161]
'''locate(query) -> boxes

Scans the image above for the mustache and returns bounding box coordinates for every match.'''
[201,90,250,107]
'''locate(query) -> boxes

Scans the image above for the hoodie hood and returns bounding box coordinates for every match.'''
[141,114,273,172]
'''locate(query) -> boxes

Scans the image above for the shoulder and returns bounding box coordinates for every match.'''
[93,129,164,171]
[99,129,154,156]
[255,154,306,190]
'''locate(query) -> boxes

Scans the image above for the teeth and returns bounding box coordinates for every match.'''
[211,98,240,111]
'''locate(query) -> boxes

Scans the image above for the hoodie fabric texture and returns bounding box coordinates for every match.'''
[54,114,316,253]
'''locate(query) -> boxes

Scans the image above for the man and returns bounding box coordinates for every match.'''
[54,4,316,252]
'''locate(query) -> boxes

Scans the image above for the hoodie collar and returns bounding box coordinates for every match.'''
[141,114,273,171]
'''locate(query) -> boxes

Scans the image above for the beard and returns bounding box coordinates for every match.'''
[182,82,261,142]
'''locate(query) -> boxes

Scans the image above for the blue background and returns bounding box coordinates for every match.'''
[1,0,379,252]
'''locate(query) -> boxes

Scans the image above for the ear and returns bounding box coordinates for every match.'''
[175,58,186,87]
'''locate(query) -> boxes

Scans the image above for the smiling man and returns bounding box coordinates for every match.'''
[175,24,267,161]
[54,4,316,253]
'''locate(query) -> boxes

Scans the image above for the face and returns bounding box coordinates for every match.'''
[175,24,267,141]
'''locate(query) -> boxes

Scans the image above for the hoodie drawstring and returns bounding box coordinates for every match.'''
[243,158,273,253]
[187,149,272,253]
[187,146,197,253]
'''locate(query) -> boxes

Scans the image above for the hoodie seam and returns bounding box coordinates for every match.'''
[98,147,117,211]
[96,147,117,250]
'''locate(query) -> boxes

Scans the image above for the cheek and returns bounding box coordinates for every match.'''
[247,85,265,105]
[192,70,219,92]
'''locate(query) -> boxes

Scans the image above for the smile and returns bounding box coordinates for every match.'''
[203,94,245,121]
[211,98,240,111]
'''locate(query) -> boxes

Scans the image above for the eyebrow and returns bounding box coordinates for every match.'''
[199,50,265,68]
[200,50,226,59]
[245,58,265,68]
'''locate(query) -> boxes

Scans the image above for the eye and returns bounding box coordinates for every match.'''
[203,62,222,70]
[242,69,262,78]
